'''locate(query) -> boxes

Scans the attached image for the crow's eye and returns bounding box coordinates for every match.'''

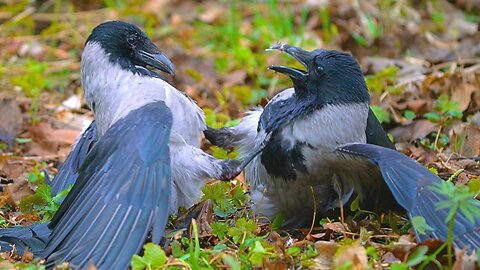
[126,34,138,47]
[316,65,324,75]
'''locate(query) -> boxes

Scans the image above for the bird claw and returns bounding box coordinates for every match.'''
[219,160,242,181]
[221,168,242,181]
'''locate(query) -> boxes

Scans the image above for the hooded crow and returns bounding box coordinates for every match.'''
[0,21,238,269]
[204,44,480,252]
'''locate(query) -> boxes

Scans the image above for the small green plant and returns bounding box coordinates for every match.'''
[429,181,480,267]
[423,94,463,150]
[320,7,339,43]
[27,163,47,184]
[227,217,257,244]
[411,216,434,235]
[370,105,391,124]
[19,184,72,222]
[424,94,462,124]
[390,246,431,269]
[19,166,72,222]
[9,59,52,120]
[131,243,167,270]
[365,65,400,94]
[202,181,246,218]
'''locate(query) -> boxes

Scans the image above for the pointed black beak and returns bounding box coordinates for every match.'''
[267,66,307,79]
[136,42,175,75]
[269,43,314,67]
[267,43,312,80]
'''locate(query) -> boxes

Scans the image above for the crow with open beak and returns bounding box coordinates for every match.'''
[0,21,238,269]
[204,44,480,252]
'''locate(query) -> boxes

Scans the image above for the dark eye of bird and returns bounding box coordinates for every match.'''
[126,34,138,48]
[315,65,324,75]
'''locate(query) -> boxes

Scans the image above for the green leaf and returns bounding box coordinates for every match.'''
[28,172,39,183]
[390,263,409,270]
[406,246,429,267]
[228,218,257,244]
[231,184,247,208]
[131,243,167,270]
[249,241,266,266]
[371,105,390,124]
[131,255,147,270]
[424,112,440,122]
[223,255,241,270]
[171,241,184,258]
[467,177,480,195]
[351,33,368,47]
[404,110,415,121]
[271,213,284,230]
[15,137,32,144]
[36,185,52,202]
[286,246,301,257]
[202,182,241,218]
[412,216,434,235]
[350,194,361,212]
[211,221,229,239]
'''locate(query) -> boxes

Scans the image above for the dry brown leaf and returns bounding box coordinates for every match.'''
[0,94,22,146]
[390,119,439,142]
[453,248,477,270]
[450,124,480,157]
[452,83,476,112]
[21,251,33,263]
[23,123,80,157]
[334,241,368,270]
[323,222,346,233]
[265,261,289,270]
[381,252,401,264]
[224,70,247,88]
[167,200,214,239]
[197,199,213,238]
[2,173,34,208]
[198,5,224,23]
[406,99,428,115]
[314,241,338,270]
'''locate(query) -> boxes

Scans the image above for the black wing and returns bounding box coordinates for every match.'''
[41,101,173,269]
[0,223,50,255]
[50,121,97,196]
[0,123,98,255]
[365,108,395,150]
[337,143,480,252]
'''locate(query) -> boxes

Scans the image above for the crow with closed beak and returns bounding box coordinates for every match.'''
[0,21,238,269]
[205,44,480,252]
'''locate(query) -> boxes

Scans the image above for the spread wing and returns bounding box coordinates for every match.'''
[50,121,97,196]
[336,143,480,252]
[0,223,50,255]
[41,101,173,269]
[365,108,395,150]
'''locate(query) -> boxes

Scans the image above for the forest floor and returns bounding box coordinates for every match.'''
[0,0,479,269]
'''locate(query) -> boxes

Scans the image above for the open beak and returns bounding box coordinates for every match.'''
[136,42,175,75]
[267,43,312,80]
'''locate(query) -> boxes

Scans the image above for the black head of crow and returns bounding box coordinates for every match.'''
[85,20,175,78]
[267,43,369,105]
